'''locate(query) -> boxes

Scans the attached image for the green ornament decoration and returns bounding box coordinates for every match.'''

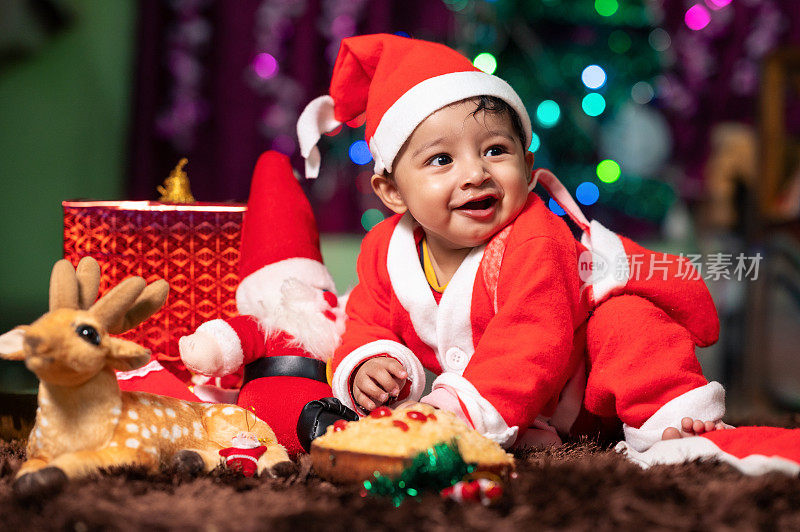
[362,440,476,507]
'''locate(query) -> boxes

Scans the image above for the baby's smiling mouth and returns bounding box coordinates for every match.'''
[455,195,498,210]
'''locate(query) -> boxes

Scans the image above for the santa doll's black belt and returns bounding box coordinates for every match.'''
[243,356,328,386]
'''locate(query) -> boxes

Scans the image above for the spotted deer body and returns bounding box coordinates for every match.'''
[0,258,290,497]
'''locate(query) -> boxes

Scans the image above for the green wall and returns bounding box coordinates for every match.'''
[0,1,135,332]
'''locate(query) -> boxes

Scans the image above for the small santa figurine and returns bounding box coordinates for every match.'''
[218,432,268,477]
[180,150,354,456]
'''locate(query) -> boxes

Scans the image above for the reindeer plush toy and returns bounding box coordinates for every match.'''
[0,257,291,499]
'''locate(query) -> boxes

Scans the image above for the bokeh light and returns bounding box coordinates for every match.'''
[528,132,541,153]
[271,134,295,155]
[596,159,621,183]
[253,53,278,79]
[631,81,655,104]
[331,15,355,36]
[582,93,606,116]
[349,140,373,165]
[355,171,373,194]
[443,0,469,12]
[548,198,566,216]
[648,28,672,52]
[608,30,631,54]
[473,52,498,75]
[536,100,561,128]
[706,0,732,9]
[595,0,619,17]
[361,209,384,231]
[581,65,607,89]
[685,5,711,31]
[393,31,411,37]
[576,182,600,206]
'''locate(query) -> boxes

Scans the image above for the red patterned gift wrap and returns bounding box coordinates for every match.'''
[63,201,246,381]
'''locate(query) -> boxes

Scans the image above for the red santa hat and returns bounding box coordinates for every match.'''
[297,33,532,178]
[236,150,336,317]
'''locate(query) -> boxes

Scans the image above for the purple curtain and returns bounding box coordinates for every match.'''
[659,1,800,191]
[128,0,453,232]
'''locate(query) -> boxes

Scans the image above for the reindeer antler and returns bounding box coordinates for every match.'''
[49,260,79,311]
[75,257,101,310]
[90,277,169,334]
[48,256,168,334]
[115,279,169,333]
[49,257,103,311]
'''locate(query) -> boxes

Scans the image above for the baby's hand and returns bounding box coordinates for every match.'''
[353,356,408,412]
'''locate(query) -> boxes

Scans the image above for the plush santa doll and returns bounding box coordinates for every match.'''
[179,150,352,456]
[218,432,268,477]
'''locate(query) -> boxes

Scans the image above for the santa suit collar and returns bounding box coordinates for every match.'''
[386,213,484,375]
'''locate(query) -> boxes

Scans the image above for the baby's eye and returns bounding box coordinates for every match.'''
[428,154,452,166]
[485,145,506,157]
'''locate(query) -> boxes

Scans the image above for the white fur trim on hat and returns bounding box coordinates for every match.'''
[623,381,726,452]
[370,71,532,175]
[430,372,519,448]
[236,257,336,317]
[331,339,426,413]
[297,95,342,178]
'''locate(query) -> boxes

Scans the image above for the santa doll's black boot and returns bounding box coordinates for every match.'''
[296,397,359,452]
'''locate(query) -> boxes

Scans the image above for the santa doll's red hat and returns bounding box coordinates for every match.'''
[236,151,335,317]
[297,33,532,178]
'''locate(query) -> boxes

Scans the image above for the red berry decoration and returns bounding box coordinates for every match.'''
[440,479,503,506]
[392,420,409,432]
[483,484,503,501]
[370,406,392,418]
[460,481,481,501]
[406,410,427,422]
[428,413,437,421]
[333,420,348,432]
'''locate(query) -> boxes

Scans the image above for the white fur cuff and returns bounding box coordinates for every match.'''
[331,340,426,412]
[194,319,244,376]
[432,372,518,448]
[616,438,800,476]
[623,381,726,452]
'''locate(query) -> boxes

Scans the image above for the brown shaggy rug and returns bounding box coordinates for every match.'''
[2,414,800,531]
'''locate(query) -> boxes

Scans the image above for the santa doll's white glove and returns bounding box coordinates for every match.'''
[179,330,227,376]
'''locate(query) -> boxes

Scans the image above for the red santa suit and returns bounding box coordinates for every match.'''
[179,151,345,457]
[295,32,800,475]
[331,175,722,450]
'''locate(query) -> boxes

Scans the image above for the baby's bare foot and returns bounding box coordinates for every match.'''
[661,417,731,440]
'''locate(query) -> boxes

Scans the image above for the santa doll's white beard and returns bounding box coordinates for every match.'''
[251,277,345,362]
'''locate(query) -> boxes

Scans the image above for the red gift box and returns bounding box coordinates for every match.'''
[63,201,245,382]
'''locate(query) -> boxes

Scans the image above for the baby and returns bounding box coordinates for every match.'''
[297,34,726,450]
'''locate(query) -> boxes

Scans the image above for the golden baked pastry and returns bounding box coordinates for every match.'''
[310,404,514,483]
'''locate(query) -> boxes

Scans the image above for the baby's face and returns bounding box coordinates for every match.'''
[378,100,533,253]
